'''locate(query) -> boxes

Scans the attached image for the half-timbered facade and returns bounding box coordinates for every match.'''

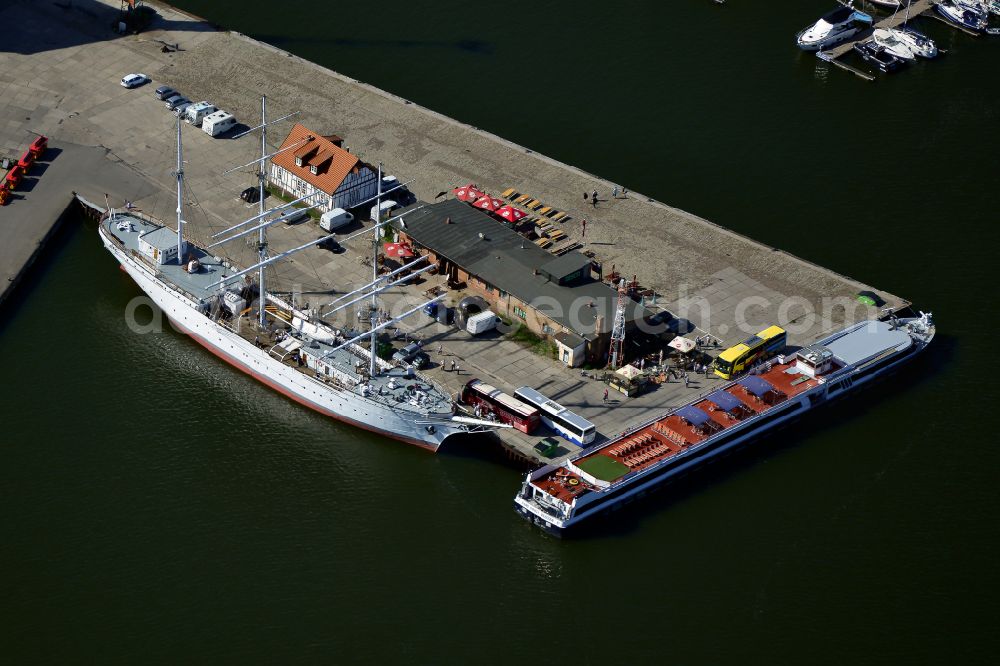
[269,123,378,213]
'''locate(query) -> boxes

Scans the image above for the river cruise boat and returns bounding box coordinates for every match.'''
[515,314,934,535]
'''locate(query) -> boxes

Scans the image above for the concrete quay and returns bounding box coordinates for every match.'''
[0,0,910,463]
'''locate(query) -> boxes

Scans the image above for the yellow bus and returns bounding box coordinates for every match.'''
[713,325,787,380]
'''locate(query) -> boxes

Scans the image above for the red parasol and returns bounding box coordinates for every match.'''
[472,195,504,212]
[383,242,415,258]
[453,183,484,202]
[495,204,527,222]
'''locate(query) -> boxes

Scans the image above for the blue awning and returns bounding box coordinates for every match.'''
[739,376,776,398]
[708,390,743,413]
[676,405,711,426]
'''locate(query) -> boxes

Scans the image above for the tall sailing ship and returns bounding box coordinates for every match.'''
[98,102,497,450]
[516,313,935,535]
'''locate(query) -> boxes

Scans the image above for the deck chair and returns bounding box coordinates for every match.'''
[501,187,517,199]
[550,211,567,222]
[514,194,531,205]
[537,206,552,216]
[525,199,543,211]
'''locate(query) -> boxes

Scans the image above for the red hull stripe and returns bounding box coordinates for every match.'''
[165,312,438,452]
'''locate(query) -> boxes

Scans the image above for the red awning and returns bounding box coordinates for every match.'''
[495,204,527,222]
[453,183,484,202]
[472,195,504,212]
[383,242,415,258]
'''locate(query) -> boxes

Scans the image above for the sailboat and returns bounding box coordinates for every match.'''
[894,26,939,58]
[989,0,1000,17]
[872,28,918,60]
[98,103,503,450]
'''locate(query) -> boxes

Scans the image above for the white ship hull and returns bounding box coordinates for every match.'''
[99,225,464,451]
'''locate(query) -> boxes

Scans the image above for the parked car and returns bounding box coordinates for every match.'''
[165,96,190,111]
[239,186,262,204]
[154,85,176,100]
[173,100,194,116]
[120,73,149,88]
[316,236,344,253]
[274,207,310,225]
[392,342,429,369]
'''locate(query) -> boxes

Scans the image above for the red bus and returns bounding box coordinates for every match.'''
[462,379,540,434]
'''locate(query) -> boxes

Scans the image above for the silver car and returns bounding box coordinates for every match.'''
[164,95,189,110]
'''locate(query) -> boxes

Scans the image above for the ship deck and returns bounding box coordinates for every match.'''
[531,359,826,504]
[105,213,454,418]
[103,213,234,302]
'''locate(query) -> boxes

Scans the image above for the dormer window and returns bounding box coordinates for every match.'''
[295,156,304,167]
[310,164,318,174]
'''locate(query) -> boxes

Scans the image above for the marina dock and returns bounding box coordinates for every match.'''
[0,0,910,463]
[822,0,940,60]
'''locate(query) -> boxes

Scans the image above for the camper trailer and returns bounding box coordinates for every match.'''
[201,111,237,137]
[185,101,218,126]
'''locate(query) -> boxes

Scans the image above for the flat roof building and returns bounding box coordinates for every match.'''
[393,199,647,366]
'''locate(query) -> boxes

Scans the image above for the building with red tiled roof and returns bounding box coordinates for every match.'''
[268,123,378,214]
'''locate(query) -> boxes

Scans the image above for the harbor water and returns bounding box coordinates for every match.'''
[2,0,998,662]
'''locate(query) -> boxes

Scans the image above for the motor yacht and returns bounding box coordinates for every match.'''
[796,6,874,51]
[937,0,990,31]
[853,40,906,73]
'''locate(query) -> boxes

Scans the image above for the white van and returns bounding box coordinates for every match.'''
[466,310,501,335]
[202,111,236,137]
[370,199,398,222]
[185,101,217,126]
[320,208,353,232]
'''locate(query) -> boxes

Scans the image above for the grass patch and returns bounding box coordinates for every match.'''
[266,185,321,220]
[508,325,557,359]
[577,455,631,482]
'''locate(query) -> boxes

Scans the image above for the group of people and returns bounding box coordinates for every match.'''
[584,185,627,208]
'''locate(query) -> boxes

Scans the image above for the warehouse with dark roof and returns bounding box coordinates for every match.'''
[392,199,647,366]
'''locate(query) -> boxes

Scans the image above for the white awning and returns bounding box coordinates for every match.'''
[668,336,696,354]
[615,364,642,380]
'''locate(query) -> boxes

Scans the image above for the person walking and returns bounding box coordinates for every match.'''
[451,360,456,372]
[455,364,461,376]
[612,185,618,199]
[684,372,690,388]
[592,190,598,208]
[581,219,587,238]
[603,388,609,404]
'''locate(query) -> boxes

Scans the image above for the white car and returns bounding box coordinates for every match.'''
[120,73,149,88]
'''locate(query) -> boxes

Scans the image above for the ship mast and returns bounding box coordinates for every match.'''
[174,115,185,263]
[369,163,382,376]
[257,96,268,328]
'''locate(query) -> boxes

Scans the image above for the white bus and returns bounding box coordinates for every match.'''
[513,386,596,446]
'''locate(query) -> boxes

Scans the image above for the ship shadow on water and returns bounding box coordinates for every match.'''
[556,337,954,541]
[0,199,83,335]
[442,431,533,471]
